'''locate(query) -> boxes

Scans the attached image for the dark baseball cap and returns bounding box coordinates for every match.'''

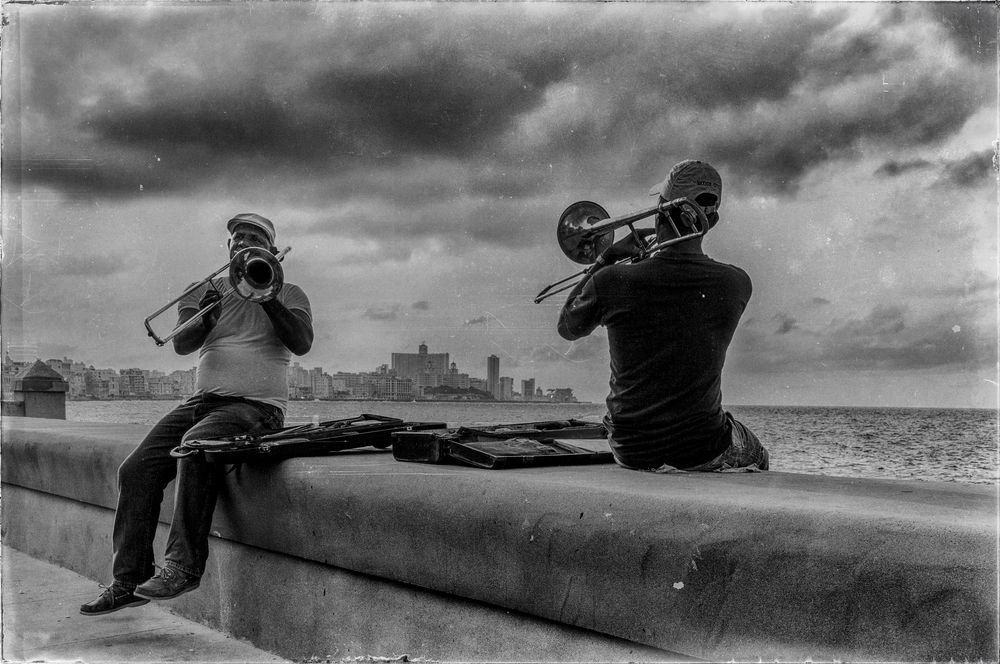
[649,160,722,207]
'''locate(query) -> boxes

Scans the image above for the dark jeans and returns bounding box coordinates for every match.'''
[112,393,282,588]
[614,412,768,473]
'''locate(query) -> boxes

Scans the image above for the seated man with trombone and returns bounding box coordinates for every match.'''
[81,213,314,615]
[555,160,767,473]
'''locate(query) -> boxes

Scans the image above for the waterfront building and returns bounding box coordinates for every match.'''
[288,362,310,390]
[486,355,499,397]
[329,372,373,399]
[311,367,332,399]
[521,378,535,402]
[148,375,177,397]
[368,373,415,400]
[119,368,148,397]
[169,369,197,396]
[68,372,87,399]
[2,351,35,398]
[45,358,73,378]
[546,387,578,403]
[499,376,514,401]
[85,370,121,399]
[441,362,472,390]
[392,342,449,389]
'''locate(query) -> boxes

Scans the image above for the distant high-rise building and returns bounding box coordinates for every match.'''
[442,362,471,389]
[521,378,535,402]
[499,376,514,401]
[392,342,449,388]
[486,355,500,397]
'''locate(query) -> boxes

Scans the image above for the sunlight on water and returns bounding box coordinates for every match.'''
[65,400,998,485]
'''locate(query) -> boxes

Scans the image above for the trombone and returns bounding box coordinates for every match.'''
[144,246,291,346]
[533,197,707,303]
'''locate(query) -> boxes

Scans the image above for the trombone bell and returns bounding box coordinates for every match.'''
[557,201,614,264]
[230,246,284,302]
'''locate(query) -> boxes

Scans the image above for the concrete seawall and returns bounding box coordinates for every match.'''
[2,416,996,661]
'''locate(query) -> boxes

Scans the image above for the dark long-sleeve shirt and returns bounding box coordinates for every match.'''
[558,253,751,468]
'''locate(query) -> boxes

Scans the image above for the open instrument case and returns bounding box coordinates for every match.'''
[392,419,613,469]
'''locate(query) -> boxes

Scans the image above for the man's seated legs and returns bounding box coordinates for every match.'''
[81,399,202,615]
[135,398,281,600]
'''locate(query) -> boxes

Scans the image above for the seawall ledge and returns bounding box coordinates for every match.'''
[2,416,996,662]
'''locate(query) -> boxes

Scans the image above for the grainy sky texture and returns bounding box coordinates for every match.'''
[1,1,997,407]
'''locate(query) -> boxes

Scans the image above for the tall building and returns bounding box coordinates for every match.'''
[392,342,449,388]
[441,362,471,389]
[521,378,535,402]
[310,367,329,399]
[499,376,514,401]
[486,355,500,397]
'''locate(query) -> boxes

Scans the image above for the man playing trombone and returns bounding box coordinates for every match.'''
[557,160,768,473]
[81,213,314,615]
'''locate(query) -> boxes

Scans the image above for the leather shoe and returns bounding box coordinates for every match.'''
[80,584,149,615]
[134,565,200,600]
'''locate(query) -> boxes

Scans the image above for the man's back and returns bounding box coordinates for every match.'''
[588,253,751,467]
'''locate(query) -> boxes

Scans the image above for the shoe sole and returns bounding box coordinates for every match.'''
[79,597,150,616]
[134,581,200,601]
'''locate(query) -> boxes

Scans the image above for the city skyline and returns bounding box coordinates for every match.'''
[3,339,579,403]
[1,3,996,408]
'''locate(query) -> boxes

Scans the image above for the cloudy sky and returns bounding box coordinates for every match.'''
[1,1,996,408]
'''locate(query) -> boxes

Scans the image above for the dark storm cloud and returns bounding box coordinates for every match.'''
[615,5,988,193]
[304,54,568,158]
[822,321,991,370]
[835,304,907,338]
[937,150,996,188]
[875,158,933,178]
[703,74,981,193]
[928,1,999,63]
[300,196,546,256]
[733,302,996,374]
[10,3,992,209]
[810,297,832,307]
[774,314,798,335]
[13,4,587,200]
[876,150,994,188]
[818,304,995,369]
[412,301,430,311]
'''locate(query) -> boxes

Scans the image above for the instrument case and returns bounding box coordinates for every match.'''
[174,413,447,463]
[392,419,613,469]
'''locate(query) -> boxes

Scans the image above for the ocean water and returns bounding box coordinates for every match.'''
[64,400,998,485]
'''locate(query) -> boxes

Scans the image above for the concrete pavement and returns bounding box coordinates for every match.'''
[1,546,290,663]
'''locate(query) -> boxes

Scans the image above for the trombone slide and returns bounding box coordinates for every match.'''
[534,198,708,303]
[144,246,291,346]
